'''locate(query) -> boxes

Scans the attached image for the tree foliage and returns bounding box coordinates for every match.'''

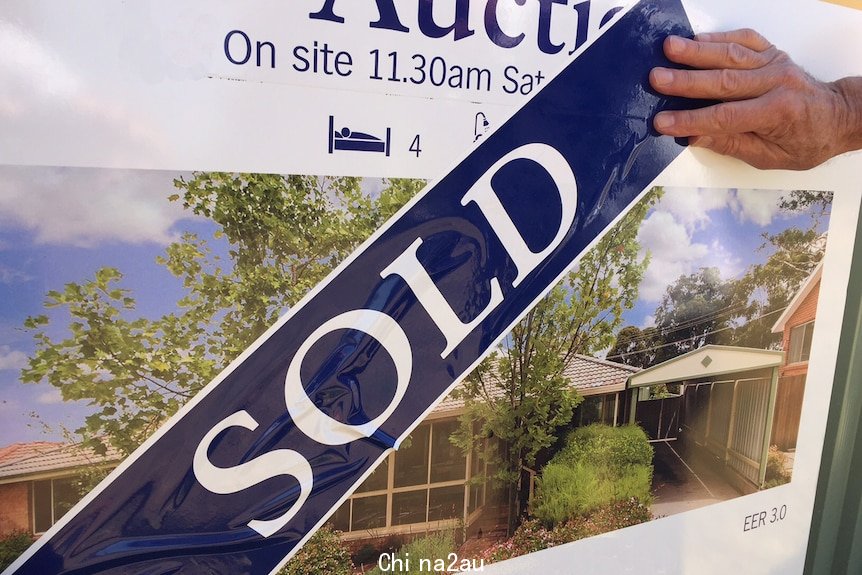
[778,190,832,219]
[451,188,660,526]
[22,174,421,455]
[0,531,32,571]
[651,267,737,362]
[608,189,830,368]
[605,325,660,368]
[731,227,825,348]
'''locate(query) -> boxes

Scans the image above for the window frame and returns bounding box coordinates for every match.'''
[334,416,480,536]
[789,320,816,364]
[31,476,79,535]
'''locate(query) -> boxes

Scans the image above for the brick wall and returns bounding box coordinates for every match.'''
[780,279,820,376]
[0,482,30,537]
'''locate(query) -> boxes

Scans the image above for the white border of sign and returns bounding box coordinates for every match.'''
[1,0,861,574]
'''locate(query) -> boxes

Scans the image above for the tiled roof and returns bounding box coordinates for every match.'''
[0,356,639,476]
[562,354,641,393]
[432,354,640,416]
[0,441,121,481]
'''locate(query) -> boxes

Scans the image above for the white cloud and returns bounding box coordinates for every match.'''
[360,178,387,198]
[729,189,784,226]
[0,264,33,285]
[635,188,782,305]
[641,315,656,329]
[659,188,732,231]
[0,165,192,247]
[0,21,80,102]
[0,20,167,165]
[637,210,709,302]
[0,346,28,370]
[701,239,744,281]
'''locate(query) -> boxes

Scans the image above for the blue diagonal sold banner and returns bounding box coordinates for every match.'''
[5,1,704,573]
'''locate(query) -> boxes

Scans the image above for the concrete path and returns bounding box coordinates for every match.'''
[650,441,744,518]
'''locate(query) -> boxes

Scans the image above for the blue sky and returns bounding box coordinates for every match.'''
[0,167,829,446]
[624,187,827,330]
[0,165,197,445]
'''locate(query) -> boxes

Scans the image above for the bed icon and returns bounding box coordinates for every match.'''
[328,116,391,157]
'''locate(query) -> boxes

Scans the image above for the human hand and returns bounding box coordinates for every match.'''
[650,29,862,170]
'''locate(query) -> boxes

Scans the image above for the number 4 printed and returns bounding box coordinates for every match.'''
[410,135,422,157]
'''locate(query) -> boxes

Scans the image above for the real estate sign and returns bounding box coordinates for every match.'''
[0,1,860,575]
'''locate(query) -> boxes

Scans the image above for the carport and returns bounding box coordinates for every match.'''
[627,345,784,489]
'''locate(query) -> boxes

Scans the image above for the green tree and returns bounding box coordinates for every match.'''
[778,190,832,221]
[21,174,421,455]
[728,189,829,348]
[605,325,660,368]
[731,226,826,348]
[650,267,737,364]
[451,188,660,531]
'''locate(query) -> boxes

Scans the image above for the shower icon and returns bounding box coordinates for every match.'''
[474,112,490,142]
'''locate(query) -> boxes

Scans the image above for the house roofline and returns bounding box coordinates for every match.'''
[0,462,117,486]
[572,353,642,373]
[627,344,784,388]
[771,262,823,334]
[0,441,121,483]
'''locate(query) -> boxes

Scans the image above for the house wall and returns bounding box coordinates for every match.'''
[780,279,820,377]
[0,482,30,537]
[771,278,820,449]
[772,374,807,450]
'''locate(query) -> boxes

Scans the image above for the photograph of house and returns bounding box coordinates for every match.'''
[0,168,834,570]
[328,355,638,540]
[770,262,822,451]
[0,442,119,538]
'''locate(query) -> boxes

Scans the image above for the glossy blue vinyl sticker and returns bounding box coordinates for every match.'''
[5,1,706,573]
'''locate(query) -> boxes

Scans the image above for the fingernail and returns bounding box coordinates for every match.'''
[693,136,713,148]
[652,68,673,87]
[654,113,675,131]
[666,36,685,53]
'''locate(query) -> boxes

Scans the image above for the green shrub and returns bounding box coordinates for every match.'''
[368,531,455,575]
[277,525,352,575]
[482,498,651,563]
[574,497,652,537]
[764,445,792,488]
[555,424,653,469]
[352,535,404,569]
[354,542,380,566]
[533,424,653,525]
[533,462,603,523]
[0,531,33,571]
[534,462,652,524]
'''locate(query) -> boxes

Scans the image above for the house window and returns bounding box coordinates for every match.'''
[788,321,815,363]
[575,395,617,427]
[429,419,466,483]
[32,477,79,533]
[393,425,430,488]
[333,419,475,534]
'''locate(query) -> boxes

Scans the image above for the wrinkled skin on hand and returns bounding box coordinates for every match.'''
[650,29,862,170]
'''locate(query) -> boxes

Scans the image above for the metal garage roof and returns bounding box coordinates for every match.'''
[628,345,784,388]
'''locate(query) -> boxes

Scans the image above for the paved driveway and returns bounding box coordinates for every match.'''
[650,441,744,517]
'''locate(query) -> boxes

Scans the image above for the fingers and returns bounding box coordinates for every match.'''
[690,134,790,170]
[653,99,764,136]
[694,28,774,52]
[663,35,773,70]
[650,67,776,100]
